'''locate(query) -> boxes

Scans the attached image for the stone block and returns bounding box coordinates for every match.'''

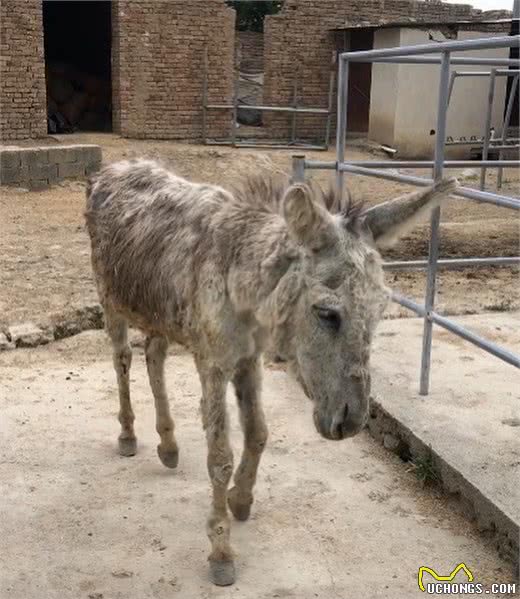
[84,160,102,176]
[8,322,53,348]
[0,150,21,169]
[19,148,48,168]
[27,179,49,191]
[0,166,23,185]
[29,162,58,182]
[0,332,15,351]
[59,146,81,163]
[58,162,85,179]
[82,145,103,164]
[47,147,66,163]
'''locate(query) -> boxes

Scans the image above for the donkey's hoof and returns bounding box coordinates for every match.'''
[118,437,137,457]
[209,559,236,586]
[228,487,252,521]
[157,445,179,469]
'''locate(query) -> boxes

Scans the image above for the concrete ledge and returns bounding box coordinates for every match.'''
[0,144,102,189]
[369,313,520,573]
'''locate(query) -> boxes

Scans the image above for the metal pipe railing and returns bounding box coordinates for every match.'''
[384,257,520,270]
[335,57,348,201]
[304,159,520,169]
[419,51,451,394]
[340,35,519,61]
[391,293,520,369]
[498,74,520,189]
[202,46,336,150]
[293,34,520,396]
[480,69,497,190]
[338,164,520,211]
[373,57,519,66]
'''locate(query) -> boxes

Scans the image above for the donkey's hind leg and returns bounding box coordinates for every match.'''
[105,306,136,457]
[145,335,179,468]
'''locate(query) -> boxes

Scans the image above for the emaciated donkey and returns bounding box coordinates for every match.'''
[85,160,457,586]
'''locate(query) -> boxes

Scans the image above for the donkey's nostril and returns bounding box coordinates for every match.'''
[331,404,349,440]
[332,421,343,440]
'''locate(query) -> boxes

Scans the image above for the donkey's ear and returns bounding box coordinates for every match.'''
[360,177,458,248]
[282,183,336,250]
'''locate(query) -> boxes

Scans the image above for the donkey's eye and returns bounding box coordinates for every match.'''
[313,306,341,331]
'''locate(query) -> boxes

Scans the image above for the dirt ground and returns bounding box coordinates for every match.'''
[0,133,519,329]
[0,330,517,599]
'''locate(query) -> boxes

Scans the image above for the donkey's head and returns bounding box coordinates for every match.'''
[278,177,457,440]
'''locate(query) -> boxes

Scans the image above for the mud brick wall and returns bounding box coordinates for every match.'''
[114,0,235,140]
[0,0,47,141]
[263,0,477,141]
[0,144,102,190]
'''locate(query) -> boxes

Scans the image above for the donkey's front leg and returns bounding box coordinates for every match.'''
[197,362,235,586]
[228,357,268,521]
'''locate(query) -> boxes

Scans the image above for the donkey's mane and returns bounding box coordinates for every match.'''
[230,171,365,228]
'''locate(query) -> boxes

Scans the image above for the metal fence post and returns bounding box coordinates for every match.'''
[335,56,349,200]
[480,68,497,190]
[292,154,306,183]
[447,71,457,105]
[202,46,208,144]
[497,74,519,189]
[324,51,337,149]
[291,68,299,145]
[419,51,451,396]
[231,67,238,149]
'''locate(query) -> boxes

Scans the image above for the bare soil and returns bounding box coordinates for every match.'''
[0,330,516,598]
[1,136,518,598]
[0,133,518,330]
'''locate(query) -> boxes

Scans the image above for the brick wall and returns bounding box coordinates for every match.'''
[0,0,46,141]
[263,0,477,141]
[114,0,235,140]
[0,0,234,142]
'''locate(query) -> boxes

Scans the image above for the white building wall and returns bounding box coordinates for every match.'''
[368,28,509,158]
[367,29,400,146]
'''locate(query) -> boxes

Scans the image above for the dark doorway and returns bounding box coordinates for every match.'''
[43,1,112,133]
[339,29,374,134]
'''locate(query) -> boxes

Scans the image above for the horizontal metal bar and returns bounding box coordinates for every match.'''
[337,164,520,210]
[482,144,520,151]
[391,292,426,316]
[340,35,519,61]
[304,160,336,170]
[205,104,329,115]
[390,292,520,368]
[244,105,329,114]
[374,57,520,66]
[452,69,520,77]
[384,257,520,270]
[338,160,520,169]
[437,186,518,210]
[206,139,327,151]
[445,138,519,146]
[431,312,520,368]
[206,104,234,109]
[303,159,520,170]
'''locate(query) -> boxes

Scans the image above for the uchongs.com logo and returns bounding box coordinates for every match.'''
[417,563,517,595]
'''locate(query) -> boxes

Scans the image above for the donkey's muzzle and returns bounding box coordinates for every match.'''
[313,374,370,440]
[314,407,367,440]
